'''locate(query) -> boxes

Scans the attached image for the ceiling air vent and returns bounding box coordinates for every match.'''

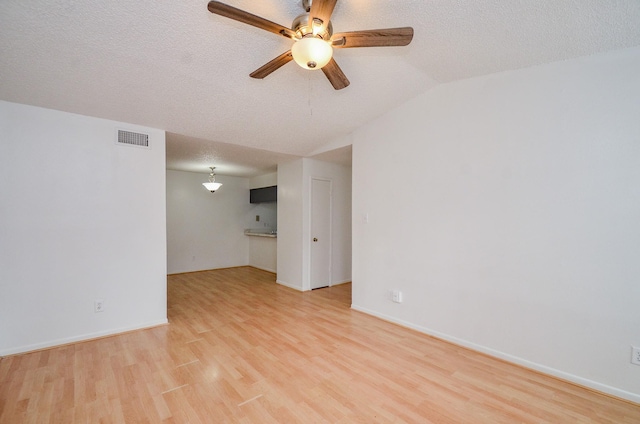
[117,129,150,148]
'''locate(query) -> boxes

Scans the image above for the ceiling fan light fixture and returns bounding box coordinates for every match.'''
[207,0,414,89]
[291,36,333,70]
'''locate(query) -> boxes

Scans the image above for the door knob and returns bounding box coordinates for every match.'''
[313,237,318,242]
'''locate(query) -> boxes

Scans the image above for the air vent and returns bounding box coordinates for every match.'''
[117,129,149,148]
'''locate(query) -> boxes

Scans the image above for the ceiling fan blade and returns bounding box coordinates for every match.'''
[250,51,293,79]
[321,58,350,90]
[207,1,296,39]
[332,27,414,48]
[308,0,338,33]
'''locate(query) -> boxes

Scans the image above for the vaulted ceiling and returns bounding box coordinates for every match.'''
[2,0,640,176]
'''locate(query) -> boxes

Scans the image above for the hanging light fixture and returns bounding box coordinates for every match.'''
[202,167,222,193]
[288,2,334,71]
[291,36,333,70]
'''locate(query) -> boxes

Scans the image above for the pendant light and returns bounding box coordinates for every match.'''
[202,167,222,193]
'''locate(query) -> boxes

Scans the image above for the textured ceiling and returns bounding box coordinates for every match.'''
[2,0,640,176]
[166,132,299,176]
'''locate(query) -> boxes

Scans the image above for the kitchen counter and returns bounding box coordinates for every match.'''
[244,229,277,238]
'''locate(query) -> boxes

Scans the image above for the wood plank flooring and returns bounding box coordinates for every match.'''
[1,266,639,423]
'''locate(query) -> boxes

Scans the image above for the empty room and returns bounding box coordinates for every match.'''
[1,0,640,422]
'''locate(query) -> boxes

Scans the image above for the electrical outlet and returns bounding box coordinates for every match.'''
[632,346,640,366]
[392,290,403,303]
[94,299,105,313]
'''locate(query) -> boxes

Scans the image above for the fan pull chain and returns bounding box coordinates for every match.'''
[308,75,313,118]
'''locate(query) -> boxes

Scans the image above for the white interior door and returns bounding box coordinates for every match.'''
[310,178,331,290]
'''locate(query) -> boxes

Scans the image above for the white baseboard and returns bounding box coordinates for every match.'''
[276,279,351,291]
[351,304,640,404]
[276,279,303,291]
[0,319,168,357]
[249,265,277,274]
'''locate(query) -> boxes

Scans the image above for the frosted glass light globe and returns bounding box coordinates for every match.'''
[202,182,222,192]
[291,37,333,70]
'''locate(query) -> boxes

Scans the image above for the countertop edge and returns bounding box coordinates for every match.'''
[244,233,277,238]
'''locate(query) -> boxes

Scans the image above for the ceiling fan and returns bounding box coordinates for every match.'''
[207,0,414,90]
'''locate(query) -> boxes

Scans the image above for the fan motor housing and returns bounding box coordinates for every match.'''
[292,13,332,40]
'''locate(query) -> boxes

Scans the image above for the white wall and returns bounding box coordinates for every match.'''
[351,46,640,402]
[248,237,277,273]
[276,160,304,289]
[247,202,277,232]
[0,101,167,355]
[277,158,352,290]
[166,170,252,274]
[250,172,277,189]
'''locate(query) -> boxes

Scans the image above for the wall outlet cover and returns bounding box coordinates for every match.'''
[94,299,105,313]
[632,346,640,366]
[392,290,403,303]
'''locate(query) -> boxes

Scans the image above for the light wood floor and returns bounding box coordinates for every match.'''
[1,267,639,423]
